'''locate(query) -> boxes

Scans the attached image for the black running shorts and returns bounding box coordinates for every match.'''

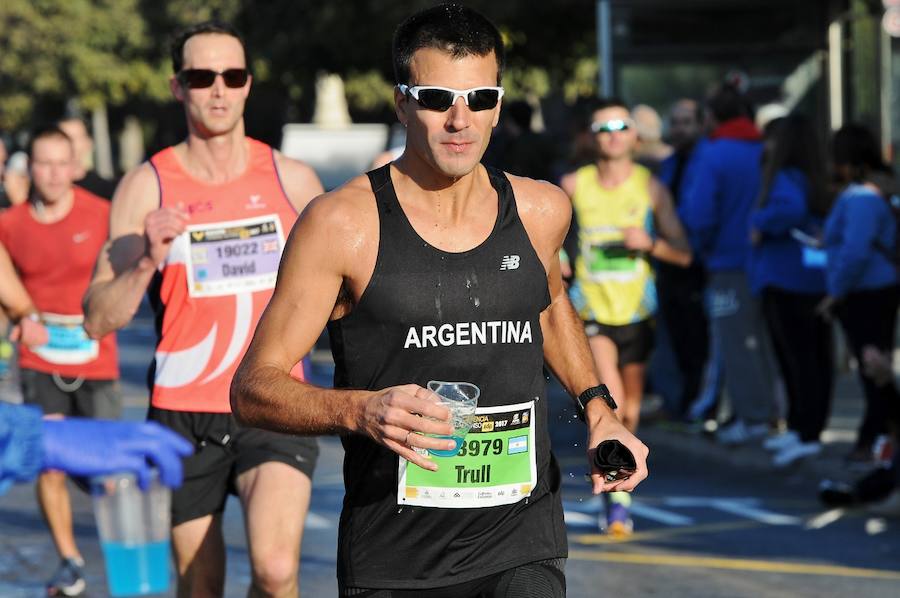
[584,318,655,366]
[20,369,122,419]
[340,558,566,598]
[148,406,319,526]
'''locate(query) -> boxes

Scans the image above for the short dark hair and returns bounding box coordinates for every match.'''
[170,20,246,74]
[392,4,505,85]
[589,97,629,114]
[832,123,891,181]
[584,97,629,130]
[28,125,72,158]
[758,113,831,216]
[708,83,749,123]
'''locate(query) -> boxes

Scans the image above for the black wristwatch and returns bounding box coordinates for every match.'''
[575,384,617,422]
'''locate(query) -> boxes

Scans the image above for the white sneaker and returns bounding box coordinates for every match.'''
[773,441,822,468]
[763,430,800,452]
[717,420,769,446]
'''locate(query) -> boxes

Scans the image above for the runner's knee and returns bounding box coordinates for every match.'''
[250,549,299,595]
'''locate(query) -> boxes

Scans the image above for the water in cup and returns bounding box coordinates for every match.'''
[426,380,479,457]
[92,473,171,596]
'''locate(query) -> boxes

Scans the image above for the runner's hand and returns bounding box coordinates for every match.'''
[144,207,188,267]
[586,414,649,494]
[621,227,653,252]
[357,384,455,472]
[9,316,49,348]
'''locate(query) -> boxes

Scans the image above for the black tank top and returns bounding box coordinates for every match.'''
[327,165,566,590]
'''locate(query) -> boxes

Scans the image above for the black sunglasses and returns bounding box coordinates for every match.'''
[398,84,504,112]
[177,68,249,89]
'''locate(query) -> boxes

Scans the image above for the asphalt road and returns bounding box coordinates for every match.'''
[1,311,899,597]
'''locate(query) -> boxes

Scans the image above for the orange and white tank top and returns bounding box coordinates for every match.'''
[149,138,302,413]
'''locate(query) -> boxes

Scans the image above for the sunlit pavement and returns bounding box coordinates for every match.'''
[2,311,899,597]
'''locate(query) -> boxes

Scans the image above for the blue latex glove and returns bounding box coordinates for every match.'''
[42,418,193,489]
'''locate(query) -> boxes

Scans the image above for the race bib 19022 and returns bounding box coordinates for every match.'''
[398,401,537,509]
[185,215,285,298]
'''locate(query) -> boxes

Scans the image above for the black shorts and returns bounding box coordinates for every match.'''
[148,406,319,526]
[20,369,122,419]
[340,558,566,598]
[584,318,655,366]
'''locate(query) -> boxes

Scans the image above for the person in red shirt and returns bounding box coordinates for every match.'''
[0,125,120,597]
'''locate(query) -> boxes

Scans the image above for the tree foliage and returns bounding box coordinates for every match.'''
[0,0,600,130]
[0,0,171,129]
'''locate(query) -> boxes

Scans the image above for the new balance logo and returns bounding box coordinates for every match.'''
[499,255,520,271]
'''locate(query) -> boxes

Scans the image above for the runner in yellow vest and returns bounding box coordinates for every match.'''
[561,98,691,535]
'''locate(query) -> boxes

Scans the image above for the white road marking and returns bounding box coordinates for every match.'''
[805,508,845,530]
[664,497,799,525]
[629,503,695,526]
[305,512,332,529]
[564,511,600,528]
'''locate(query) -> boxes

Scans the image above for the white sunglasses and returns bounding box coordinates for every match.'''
[398,84,504,112]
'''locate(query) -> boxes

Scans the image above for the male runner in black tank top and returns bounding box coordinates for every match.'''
[232,5,649,596]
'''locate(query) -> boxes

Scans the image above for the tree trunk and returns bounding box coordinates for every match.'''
[118,116,144,173]
[92,103,115,178]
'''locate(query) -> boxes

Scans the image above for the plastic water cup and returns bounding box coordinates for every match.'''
[426,380,480,457]
[91,473,171,597]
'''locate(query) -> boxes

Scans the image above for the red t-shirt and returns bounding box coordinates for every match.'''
[0,186,118,379]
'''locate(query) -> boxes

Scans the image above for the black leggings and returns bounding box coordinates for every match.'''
[761,288,834,442]
[340,558,566,598]
[835,285,900,450]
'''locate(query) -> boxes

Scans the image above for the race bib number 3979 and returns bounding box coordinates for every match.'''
[398,401,538,509]
[185,215,285,298]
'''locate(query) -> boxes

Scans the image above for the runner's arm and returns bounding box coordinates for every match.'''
[647,177,692,266]
[231,184,455,471]
[83,164,183,338]
[0,241,37,321]
[514,177,649,494]
[273,151,325,213]
[0,242,47,347]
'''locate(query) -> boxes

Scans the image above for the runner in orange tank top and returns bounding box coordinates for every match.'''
[84,22,324,598]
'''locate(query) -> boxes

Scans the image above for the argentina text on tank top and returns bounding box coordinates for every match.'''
[149,138,302,413]
[328,165,567,589]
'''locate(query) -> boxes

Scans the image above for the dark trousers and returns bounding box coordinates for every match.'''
[835,285,900,450]
[761,288,834,442]
[656,262,709,416]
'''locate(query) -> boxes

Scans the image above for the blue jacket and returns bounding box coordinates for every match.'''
[824,184,898,298]
[658,149,697,204]
[748,169,827,294]
[0,402,43,495]
[679,137,764,271]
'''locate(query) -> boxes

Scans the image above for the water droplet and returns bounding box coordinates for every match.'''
[568,473,575,478]
[573,443,579,448]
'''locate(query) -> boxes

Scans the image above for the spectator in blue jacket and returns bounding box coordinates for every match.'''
[680,84,778,445]
[750,114,834,467]
[821,123,900,462]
